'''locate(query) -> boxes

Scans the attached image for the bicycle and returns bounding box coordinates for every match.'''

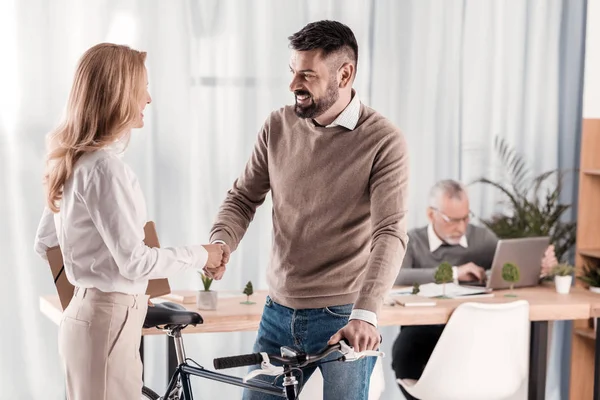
[141,302,384,400]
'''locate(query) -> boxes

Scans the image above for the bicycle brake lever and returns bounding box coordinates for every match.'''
[338,340,385,362]
[242,353,284,383]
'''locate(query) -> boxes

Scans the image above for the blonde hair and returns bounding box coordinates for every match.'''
[44,43,147,212]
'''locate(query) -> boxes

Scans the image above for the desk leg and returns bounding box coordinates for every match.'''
[594,318,600,400]
[140,336,145,382]
[529,321,548,400]
[168,335,178,381]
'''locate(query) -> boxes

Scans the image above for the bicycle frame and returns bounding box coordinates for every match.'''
[162,363,287,399]
[157,327,290,399]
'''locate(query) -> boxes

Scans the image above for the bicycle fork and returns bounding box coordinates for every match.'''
[282,370,299,400]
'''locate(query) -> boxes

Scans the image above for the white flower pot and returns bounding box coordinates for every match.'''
[196,290,218,310]
[554,275,572,294]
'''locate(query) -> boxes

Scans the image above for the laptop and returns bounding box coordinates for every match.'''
[481,236,550,290]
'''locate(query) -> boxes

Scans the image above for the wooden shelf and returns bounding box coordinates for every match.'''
[575,327,597,341]
[570,119,600,400]
[580,249,600,259]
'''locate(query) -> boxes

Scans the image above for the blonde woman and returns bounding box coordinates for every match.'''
[33,43,225,399]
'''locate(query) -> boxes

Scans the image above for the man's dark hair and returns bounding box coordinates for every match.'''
[288,20,358,70]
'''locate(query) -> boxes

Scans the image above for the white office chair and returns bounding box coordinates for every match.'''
[398,300,530,400]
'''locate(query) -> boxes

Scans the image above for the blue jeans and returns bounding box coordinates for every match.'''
[242,296,376,400]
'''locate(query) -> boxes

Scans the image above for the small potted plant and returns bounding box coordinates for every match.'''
[196,272,218,310]
[578,261,600,294]
[434,262,453,298]
[502,262,520,297]
[412,282,420,295]
[552,263,574,294]
[240,281,256,305]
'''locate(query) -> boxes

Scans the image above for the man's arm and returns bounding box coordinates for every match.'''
[354,130,410,317]
[209,124,271,251]
[394,246,438,286]
[330,129,409,352]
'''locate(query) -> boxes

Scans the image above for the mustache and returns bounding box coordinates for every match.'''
[294,90,312,97]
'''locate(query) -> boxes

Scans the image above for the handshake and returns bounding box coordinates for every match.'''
[201,243,230,280]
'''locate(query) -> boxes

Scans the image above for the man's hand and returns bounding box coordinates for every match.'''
[457,262,486,282]
[210,244,230,280]
[220,243,231,268]
[202,244,225,280]
[328,320,380,353]
[540,245,558,277]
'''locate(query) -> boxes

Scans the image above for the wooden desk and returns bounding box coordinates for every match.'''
[40,285,600,331]
[40,285,600,400]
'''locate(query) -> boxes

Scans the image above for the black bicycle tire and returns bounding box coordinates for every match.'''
[141,385,160,399]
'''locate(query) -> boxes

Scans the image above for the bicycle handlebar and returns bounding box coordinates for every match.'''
[213,352,266,370]
[214,341,355,370]
[213,340,383,369]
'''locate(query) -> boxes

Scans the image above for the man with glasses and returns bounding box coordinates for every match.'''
[390,179,556,400]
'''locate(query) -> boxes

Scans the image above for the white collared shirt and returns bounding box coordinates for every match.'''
[323,91,361,130]
[34,149,208,295]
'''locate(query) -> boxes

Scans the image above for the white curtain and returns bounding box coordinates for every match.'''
[0,1,585,399]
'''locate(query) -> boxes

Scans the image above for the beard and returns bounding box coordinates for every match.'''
[293,79,339,119]
[443,235,463,246]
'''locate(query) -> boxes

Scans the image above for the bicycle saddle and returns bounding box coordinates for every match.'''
[143,301,203,329]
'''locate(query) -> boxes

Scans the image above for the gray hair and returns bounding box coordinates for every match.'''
[428,179,467,208]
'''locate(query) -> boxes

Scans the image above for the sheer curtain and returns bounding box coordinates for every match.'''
[0,1,585,399]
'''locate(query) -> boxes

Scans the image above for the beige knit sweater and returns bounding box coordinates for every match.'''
[210,103,409,316]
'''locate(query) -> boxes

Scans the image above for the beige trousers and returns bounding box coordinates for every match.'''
[58,287,149,400]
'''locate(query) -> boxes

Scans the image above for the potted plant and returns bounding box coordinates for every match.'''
[473,136,576,264]
[196,272,218,310]
[434,262,453,298]
[551,263,574,294]
[502,262,520,297]
[240,281,255,305]
[411,282,420,295]
[578,261,600,294]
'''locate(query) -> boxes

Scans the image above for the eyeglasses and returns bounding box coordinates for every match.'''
[431,207,474,225]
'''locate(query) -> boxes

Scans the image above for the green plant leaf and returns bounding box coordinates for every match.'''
[435,262,453,284]
[198,272,213,291]
[474,135,577,262]
[551,263,574,277]
[578,261,600,287]
[502,262,520,283]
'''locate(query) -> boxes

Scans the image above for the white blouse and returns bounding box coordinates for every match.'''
[34,149,207,295]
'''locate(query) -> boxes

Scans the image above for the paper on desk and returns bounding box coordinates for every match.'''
[391,283,490,299]
[395,297,437,307]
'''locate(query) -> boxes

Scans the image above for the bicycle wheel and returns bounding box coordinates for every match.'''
[141,385,160,400]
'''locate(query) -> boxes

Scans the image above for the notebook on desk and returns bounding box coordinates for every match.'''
[391,283,493,299]
[46,221,171,310]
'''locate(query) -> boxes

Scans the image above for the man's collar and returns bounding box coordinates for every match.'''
[321,90,361,130]
[427,224,468,252]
